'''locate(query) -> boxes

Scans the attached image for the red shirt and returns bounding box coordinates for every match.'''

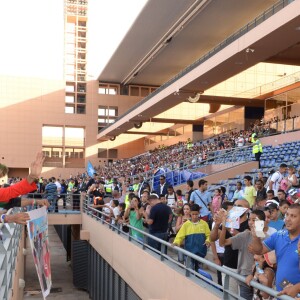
[0,179,37,203]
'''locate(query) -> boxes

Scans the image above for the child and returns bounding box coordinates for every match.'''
[212,188,222,217]
[173,204,210,271]
[245,253,276,300]
[278,200,290,220]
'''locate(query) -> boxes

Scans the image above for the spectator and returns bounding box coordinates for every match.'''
[266,203,285,231]
[219,209,267,300]
[143,194,172,251]
[185,180,194,203]
[267,163,288,196]
[278,200,290,220]
[44,177,57,212]
[255,179,267,207]
[124,195,144,241]
[155,175,169,196]
[249,204,300,294]
[211,188,222,217]
[277,189,286,202]
[232,181,244,202]
[210,199,250,296]
[243,176,256,208]
[286,165,298,190]
[173,204,210,271]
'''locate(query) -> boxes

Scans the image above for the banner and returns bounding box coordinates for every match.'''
[27,206,52,299]
[87,160,96,177]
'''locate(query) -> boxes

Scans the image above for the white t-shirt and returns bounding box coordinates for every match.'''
[267,171,283,195]
[166,193,176,207]
[237,137,245,147]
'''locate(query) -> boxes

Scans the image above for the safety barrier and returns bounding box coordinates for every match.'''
[82,198,294,300]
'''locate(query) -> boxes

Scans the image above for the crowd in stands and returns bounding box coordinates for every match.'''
[1,126,300,299]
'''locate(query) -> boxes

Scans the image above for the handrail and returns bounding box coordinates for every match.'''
[82,200,293,300]
[99,0,294,136]
[0,208,23,300]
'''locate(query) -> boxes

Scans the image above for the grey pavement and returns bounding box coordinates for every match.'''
[23,225,89,300]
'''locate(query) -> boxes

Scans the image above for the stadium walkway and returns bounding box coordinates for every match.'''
[23,225,89,300]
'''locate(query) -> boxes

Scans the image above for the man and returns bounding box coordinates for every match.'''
[143,194,172,251]
[251,133,263,169]
[249,204,300,293]
[267,163,287,196]
[53,177,62,196]
[155,175,169,197]
[44,178,57,212]
[190,179,212,222]
[210,199,250,296]
[255,179,267,207]
[137,176,149,197]
[277,189,286,202]
[185,180,194,203]
[219,209,267,300]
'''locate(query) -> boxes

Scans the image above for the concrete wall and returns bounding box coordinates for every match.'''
[82,214,220,300]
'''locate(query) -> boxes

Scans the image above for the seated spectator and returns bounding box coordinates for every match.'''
[173,204,210,271]
[287,188,300,204]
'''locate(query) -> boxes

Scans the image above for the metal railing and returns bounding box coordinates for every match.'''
[82,200,293,300]
[99,0,295,136]
[0,208,23,300]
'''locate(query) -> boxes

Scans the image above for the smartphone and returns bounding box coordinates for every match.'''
[280,279,291,289]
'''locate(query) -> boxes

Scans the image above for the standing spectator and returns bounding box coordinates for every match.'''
[236,134,245,147]
[243,176,256,208]
[143,194,172,251]
[190,179,212,222]
[186,180,194,203]
[44,178,57,212]
[286,165,298,190]
[210,199,250,296]
[211,188,222,217]
[124,195,144,241]
[255,179,267,207]
[155,175,169,196]
[219,209,267,300]
[278,200,290,220]
[173,204,210,271]
[266,203,285,231]
[267,163,288,196]
[249,204,300,294]
[251,133,263,169]
[232,181,244,202]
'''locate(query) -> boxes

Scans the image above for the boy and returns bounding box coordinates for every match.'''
[278,199,290,220]
[173,204,210,271]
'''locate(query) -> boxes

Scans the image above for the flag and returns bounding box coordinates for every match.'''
[87,160,95,177]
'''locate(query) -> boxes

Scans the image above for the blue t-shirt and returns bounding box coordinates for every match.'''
[263,229,300,291]
[190,190,211,217]
[268,219,284,231]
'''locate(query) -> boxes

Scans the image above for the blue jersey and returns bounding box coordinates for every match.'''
[263,229,300,291]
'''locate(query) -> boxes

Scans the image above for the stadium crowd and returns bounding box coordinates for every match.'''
[1,129,300,299]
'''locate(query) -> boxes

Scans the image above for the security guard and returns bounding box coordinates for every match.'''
[252,133,263,169]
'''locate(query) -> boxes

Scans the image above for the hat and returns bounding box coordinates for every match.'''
[288,188,298,196]
[264,250,276,267]
[265,201,279,209]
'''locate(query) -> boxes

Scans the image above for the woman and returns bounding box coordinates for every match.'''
[175,203,191,264]
[124,195,144,241]
[286,166,298,190]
